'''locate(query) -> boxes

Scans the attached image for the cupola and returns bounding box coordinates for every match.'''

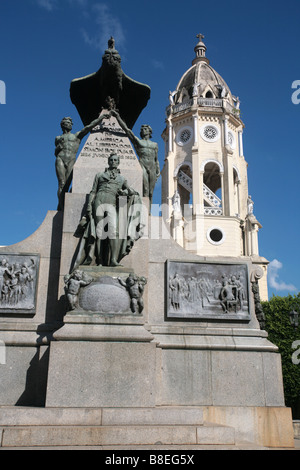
[192,33,210,65]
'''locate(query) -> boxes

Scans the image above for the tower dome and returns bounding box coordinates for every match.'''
[173,34,235,108]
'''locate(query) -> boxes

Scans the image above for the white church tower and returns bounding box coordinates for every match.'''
[161,34,268,300]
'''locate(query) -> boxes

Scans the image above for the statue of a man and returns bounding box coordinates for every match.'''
[111,110,160,209]
[73,153,143,269]
[55,113,109,210]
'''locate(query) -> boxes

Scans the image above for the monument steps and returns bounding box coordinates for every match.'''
[0,406,249,448]
[0,444,268,451]
[0,407,294,449]
[0,423,236,448]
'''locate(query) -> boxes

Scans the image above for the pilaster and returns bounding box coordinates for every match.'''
[192,146,203,216]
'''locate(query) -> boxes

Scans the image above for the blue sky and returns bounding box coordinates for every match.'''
[0,0,299,299]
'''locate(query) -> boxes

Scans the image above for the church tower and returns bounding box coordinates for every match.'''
[161,34,268,300]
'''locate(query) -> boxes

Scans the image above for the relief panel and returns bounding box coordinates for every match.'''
[167,260,251,321]
[0,253,40,315]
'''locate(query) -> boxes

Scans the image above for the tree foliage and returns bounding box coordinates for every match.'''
[262,293,300,417]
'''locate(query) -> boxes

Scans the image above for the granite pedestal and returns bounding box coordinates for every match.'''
[0,117,295,447]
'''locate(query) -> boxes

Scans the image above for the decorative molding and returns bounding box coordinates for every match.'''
[200,158,224,173]
[204,207,223,216]
[174,160,193,177]
[199,115,220,122]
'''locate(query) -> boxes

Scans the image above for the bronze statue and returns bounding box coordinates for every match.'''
[118,274,147,314]
[64,270,93,311]
[111,109,160,208]
[70,37,150,130]
[73,153,143,269]
[55,113,109,210]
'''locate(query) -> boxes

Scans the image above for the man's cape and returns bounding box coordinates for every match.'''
[73,194,146,269]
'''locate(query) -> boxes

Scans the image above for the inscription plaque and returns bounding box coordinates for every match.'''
[0,253,40,315]
[81,121,136,164]
[72,114,143,195]
[166,260,251,321]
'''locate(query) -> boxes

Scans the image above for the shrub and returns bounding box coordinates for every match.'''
[262,294,300,418]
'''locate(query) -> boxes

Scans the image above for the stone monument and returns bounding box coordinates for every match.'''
[0,36,295,449]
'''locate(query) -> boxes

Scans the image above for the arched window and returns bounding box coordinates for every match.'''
[233,167,241,216]
[205,90,213,98]
[204,162,222,200]
[203,162,222,214]
[176,163,193,213]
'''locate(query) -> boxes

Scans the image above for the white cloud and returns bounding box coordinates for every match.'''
[36,0,87,9]
[268,259,297,292]
[35,1,125,52]
[151,59,164,70]
[67,0,89,6]
[81,3,126,52]
[36,0,57,10]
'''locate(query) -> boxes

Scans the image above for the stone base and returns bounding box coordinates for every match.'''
[46,341,157,408]
[205,405,294,448]
[0,405,295,448]
[46,315,287,410]
[46,314,156,408]
[53,312,153,342]
[153,325,286,408]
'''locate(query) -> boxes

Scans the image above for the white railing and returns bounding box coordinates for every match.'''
[178,170,192,192]
[198,98,223,107]
[177,173,223,216]
[203,183,222,207]
[172,100,193,114]
[204,207,223,216]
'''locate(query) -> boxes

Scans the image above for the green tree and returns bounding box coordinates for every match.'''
[262,293,300,418]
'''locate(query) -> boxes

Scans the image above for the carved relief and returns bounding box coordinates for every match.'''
[250,265,266,330]
[0,254,39,314]
[65,267,147,316]
[167,261,250,321]
[64,270,94,311]
[118,274,147,315]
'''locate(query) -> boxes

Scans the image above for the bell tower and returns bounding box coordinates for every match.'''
[161,34,268,300]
